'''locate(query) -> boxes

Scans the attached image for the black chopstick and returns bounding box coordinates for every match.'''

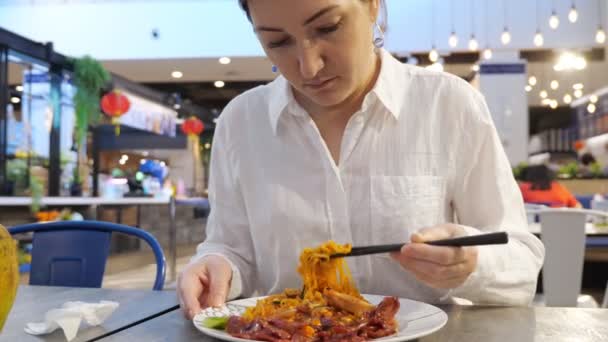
[330,232,509,258]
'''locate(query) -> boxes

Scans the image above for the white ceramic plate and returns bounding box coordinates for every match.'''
[193,294,448,342]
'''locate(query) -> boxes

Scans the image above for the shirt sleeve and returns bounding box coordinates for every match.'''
[450,90,545,306]
[189,103,257,299]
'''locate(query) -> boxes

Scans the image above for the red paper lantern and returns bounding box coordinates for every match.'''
[101,90,130,117]
[181,117,204,136]
[101,90,131,135]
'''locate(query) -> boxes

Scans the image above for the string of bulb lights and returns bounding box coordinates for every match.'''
[426,0,606,112]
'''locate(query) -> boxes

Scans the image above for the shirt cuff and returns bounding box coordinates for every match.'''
[190,252,243,301]
[449,225,492,299]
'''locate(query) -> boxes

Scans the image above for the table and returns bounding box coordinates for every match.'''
[528,222,608,235]
[1,285,178,342]
[101,304,608,342]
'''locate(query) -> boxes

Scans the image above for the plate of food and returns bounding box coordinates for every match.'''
[193,241,448,341]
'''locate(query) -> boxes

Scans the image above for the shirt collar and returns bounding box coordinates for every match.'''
[267,48,406,135]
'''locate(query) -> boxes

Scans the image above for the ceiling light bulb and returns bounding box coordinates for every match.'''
[550,100,558,109]
[573,83,584,90]
[529,76,537,86]
[590,95,599,104]
[171,71,183,79]
[483,48,493,60]
[549,12,560,30]
[10,97,20,104]
[550,80,559,90]
[542,98,553,106]
[219,57,231,65]
[568,6,578,23]
[471,64,480,72]
[574,89,583,98]
[429,47,439,63]
[534,31,544,47]
[501,28,511,45]
[588,103,597,113]
[15,85,23,92]
[525,85,532,92]
[214,80,225,88]
[596,27,606,44]
[563,94,572,104]
[468,35,478,51]
[540,90,548,99]
[448,32,458,48]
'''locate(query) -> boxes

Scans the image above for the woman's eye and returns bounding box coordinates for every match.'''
[268,37,291,49]
[318,21,342,34]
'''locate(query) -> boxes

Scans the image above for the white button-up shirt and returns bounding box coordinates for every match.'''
[194,49,545,306]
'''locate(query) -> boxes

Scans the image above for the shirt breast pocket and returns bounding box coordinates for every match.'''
[369,175,447,246]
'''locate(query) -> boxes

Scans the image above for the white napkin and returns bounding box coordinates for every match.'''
[24,301,119,341]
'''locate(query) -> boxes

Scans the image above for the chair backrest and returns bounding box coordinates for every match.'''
[529,208,608,307]
[9,221,166,290]
[575,195,594,209]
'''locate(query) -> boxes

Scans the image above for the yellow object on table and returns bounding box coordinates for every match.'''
[0,224,19,331]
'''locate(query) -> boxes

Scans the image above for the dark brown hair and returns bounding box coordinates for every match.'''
[238,0,387,30]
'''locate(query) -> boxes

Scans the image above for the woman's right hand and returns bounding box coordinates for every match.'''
[177,255,233,320]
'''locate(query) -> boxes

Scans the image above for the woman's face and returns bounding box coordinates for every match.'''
[247,0,379,110]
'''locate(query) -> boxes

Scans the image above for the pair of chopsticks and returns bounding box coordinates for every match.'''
[330,232,508,259]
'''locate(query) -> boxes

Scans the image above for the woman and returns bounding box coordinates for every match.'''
[519,165,581,208]
[178,0,545,319]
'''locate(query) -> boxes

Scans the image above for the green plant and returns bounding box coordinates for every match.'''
[72,56,110,183]
[6,159,27,184]
[512,162,528,180]
[590,162,603,178]
[558,162,579,179]
[28,176,43,214]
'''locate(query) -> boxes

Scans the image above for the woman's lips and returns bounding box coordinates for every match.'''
[304,77,337,90]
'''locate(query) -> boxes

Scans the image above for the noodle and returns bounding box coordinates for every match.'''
[242,240,360,321]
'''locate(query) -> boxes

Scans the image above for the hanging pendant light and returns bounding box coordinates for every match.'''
[534,30,544,47]
[469,35,479,51]
[482,0,491,60]
[429,46,439,63]
[501,0,511,45]
[448,0,458,48]
[483,47,493,60]
[533,1,543,47]
[468,0,478,51]
[597,27,607,44]
[568,1,578,23]
[549,11,560,29]
[501,28,511,45]
[449,32,459,48]
[596,0,606,44]
[429,0,439,63]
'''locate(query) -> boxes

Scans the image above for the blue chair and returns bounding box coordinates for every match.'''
[9,221,166,290]
[575,195,594,209]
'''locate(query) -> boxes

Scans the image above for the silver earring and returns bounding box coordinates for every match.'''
[373,23,385,49]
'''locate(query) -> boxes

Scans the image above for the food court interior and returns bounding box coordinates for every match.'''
[1,0,608,341]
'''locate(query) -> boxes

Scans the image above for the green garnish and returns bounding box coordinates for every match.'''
[202,316,230,330]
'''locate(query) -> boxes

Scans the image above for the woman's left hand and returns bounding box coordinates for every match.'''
[390,223,478,289]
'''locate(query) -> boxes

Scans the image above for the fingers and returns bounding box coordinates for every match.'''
[402,243,468,265]
[206,263,232,307]
[177,265,207,320]
[392,252,469,283]
[411,224,465,243]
